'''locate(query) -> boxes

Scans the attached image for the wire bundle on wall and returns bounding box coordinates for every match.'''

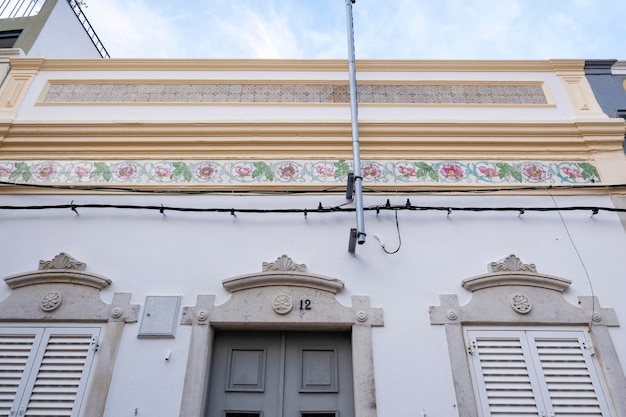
[0,200,624,216]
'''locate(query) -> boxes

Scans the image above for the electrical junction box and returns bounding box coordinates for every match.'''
[138,296,181,338]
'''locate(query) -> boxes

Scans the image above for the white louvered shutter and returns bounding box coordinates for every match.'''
[468,330,546,417]
[0,328,99,417]
[468,330,614,417]
[0,329,44,417]
[527,331,613,417]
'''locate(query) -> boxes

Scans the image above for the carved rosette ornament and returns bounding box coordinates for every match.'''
[40,290,63,312]
[447,310,458,320]
[356,311,368,322]
[197,310,208,321]
[489,254,536,273]
[510,293,532,314]
[111,307,123,319]
[272,294,294,315]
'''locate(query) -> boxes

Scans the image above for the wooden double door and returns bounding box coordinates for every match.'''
[206,331,354,417]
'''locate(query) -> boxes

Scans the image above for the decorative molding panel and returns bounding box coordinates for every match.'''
[223,255,344,294]
[1,252,139,323]
[38,252,86,271]
[559,75,604,115]
[0,159,601,188]
[32,58,583,73]
[488,254,536,273]
[262,255,307,272]
[40,81,549,106]
[430,254,618,327]
[1,121,623,163]
[462,255,571,294]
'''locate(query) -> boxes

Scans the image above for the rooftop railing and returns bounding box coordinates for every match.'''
[0,0,43,18]
[0,0,110,58]
[66,0,110,58]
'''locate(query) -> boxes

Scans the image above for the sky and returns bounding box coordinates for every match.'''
[82,0,626,60]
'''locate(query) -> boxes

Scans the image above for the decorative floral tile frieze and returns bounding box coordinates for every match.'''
[0,160,599,186]
[42,83,547,105]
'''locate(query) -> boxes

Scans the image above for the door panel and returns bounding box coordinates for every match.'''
[226,348,267,392]
[283,332,353,417]
[300,348,338,392]
[207,331,353,417]
[208,332,281,417]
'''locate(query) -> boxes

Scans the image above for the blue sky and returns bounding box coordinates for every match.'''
[83,0,626,60]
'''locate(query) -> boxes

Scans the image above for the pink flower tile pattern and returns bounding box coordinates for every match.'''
[0,160,600,187]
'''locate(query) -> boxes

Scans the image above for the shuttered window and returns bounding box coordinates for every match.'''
[467,330,614,417]
[0,329,43,417]
[0,328,99,417]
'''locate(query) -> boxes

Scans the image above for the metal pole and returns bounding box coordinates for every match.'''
[345,0,366,247]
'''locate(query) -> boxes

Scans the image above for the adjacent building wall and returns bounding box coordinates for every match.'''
[28,0,102,58]
[585,59,626,118]
[0,0,103,58]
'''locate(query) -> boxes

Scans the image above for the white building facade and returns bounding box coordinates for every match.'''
[0,57,625,417]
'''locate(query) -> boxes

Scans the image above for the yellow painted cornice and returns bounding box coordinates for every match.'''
[9,58,45,71]
[550,59,586,75]
[0,119,623,160]
[18,58,584,73]
[4,119,623,137]
[0,121,11,139]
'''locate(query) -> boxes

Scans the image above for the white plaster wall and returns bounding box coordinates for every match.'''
[28,0,101,58]
[16,70,576,122]
[1,193,625,417]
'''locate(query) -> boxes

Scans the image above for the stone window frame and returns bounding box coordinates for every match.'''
[466,327,615,416]
[0,326,101,416]
[429,254,626,417]
[0,252,139,417]
[179,255,384,417]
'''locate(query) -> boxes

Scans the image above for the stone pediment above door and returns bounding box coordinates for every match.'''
[179,255,384,417]
[181,254,383,330]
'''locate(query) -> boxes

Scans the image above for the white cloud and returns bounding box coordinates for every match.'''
[83,0,626,60]
[85,1,182,58]
[205,4,301,58]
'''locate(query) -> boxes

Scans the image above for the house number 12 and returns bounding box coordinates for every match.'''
[299,299,312,310]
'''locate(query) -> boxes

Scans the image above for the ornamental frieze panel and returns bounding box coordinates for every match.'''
[0,159,601,187]
[41,81,548,105]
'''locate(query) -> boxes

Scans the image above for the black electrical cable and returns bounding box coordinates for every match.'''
[381,210,401,255]
[1,202,625,215]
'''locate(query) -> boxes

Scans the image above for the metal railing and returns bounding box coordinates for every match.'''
[0,0,110,58]
[66,0,110,58]
[0,0,43,18]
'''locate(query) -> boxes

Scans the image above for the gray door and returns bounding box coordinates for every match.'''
[206,331,354,417]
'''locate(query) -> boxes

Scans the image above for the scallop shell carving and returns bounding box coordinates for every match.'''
[262,255,307,272]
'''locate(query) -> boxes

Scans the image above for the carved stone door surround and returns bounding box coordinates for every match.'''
[179,254,384,417]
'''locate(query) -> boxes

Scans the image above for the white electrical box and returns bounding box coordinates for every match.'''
[138,296,180,338]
